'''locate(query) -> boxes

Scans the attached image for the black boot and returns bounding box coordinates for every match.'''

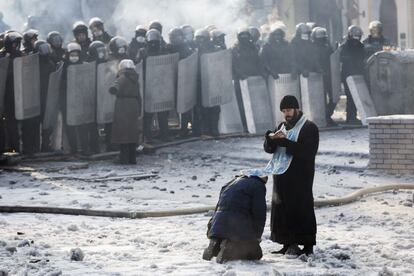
[284,244,302,257]
[271,244,289,255]
[302,245,314,256]
[202,238,221,261]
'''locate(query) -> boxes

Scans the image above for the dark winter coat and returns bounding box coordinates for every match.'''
[291,36,322,76]
[110,68,141,144]
[339,39,365,81]
[362,35,391,60]
[93,31,113,45]
[73,38,92,62]
[259,39,293,78]
[166,43,193,60]
[264,113,319,245]
[208,176,267,241]
[50,47,65,64]
[232,42,265,80]
[128,39,146,63]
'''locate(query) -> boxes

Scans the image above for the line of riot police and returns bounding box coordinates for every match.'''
[0,18,391,156]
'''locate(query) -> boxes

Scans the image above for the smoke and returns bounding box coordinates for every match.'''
[111,0,252,44]
[0,0,283,45]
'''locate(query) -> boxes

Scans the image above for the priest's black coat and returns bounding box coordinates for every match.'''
[263,116,319,245]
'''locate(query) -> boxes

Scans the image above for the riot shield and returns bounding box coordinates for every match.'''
[97,60,118,124]
[330,48,342,103]
[177,51,198,113]
[135,61,144,144]
[0,56,9,115]
[13,53,41,120]
[66,62,96,126]
[201,49,233,107]
[218,88,244,134]
[43,62,64,130]
[300,73,327,128]
[268,74,301,126]
[346,75,377,125]
[144,53,179,113]
[240,76,274,134]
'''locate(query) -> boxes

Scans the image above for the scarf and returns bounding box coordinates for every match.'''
[243,114,307,177]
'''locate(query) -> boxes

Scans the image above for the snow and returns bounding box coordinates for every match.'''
[0,128,414,275]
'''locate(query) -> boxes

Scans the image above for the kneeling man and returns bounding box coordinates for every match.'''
[203,175,268,263]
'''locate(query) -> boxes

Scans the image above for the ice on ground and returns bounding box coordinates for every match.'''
[0,128,414,275]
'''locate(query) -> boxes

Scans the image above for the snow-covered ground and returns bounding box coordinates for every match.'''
[1,128,413,275]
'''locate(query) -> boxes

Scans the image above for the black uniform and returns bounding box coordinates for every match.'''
[92,32,112,45]
[0,48,22,153]
[21,48,41,155]
[138,43,170,140]
[291,36,322,77]
[340,38,365,122]
[167,42,194,136]
[259,38,293,78]
[232,38,265,132]
[61,56,95,155]
[128,39,146,63]
[314,38,335,122]
[38,53,57,152]
[194,40,221,136]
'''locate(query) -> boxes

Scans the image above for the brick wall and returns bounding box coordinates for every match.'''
[367,115,414,175]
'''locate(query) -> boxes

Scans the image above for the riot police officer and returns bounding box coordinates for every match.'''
[88,41,108,64]
[0,31,23,153]
[20,29,41,154]
[139,29,170,141]
[232,27,265,132]
[291,23,321,77]
[47,31,65,63]
[149,20,167,50]
[182,24,196,51]
[87,40,111,153]
[109,36,129,61]
[259,26,293,79]
[194,28,221,136]
[35,40,57,152]
[312,27,336,125]
[72,21,92,61]
[210,29,227,50]
[340,25,365,124]
[89,17,113,45]
[167,27,194,137]
[62,42,94,155]
[128,25,147,63]
[363,21,391,60]
[22,29,39,55]
[249,26,263,51]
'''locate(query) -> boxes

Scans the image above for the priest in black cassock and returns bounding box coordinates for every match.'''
[263,95,319,256]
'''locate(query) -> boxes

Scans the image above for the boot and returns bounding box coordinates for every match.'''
[302,245,314,256]
[202,238,221,261]
[216,239,232,264]
[284,244,301,257]
[271,244,290,255]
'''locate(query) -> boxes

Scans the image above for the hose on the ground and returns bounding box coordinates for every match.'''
[0,184,413,219]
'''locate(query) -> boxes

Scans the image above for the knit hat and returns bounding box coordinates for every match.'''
[280,95,299,111]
